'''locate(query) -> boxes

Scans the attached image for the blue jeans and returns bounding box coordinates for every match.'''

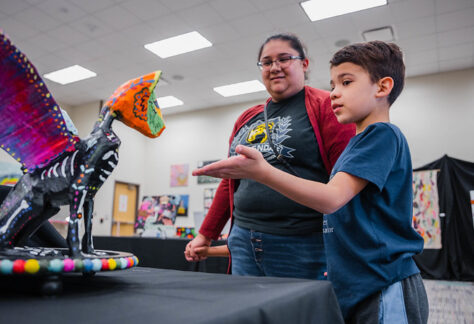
[227,224,327,280]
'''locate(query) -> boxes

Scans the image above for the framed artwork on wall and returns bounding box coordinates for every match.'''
[170,164,189,187]
[412,170,442,249]
[135,194,189,237]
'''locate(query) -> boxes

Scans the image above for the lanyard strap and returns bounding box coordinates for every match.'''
[263,102,300,177]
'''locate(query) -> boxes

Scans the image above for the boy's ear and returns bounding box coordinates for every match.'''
[375,76,394,99]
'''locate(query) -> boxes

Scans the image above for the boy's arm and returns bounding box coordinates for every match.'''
[193,145,368,214]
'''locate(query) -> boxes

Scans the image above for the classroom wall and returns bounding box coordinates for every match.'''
[1,68,473,235]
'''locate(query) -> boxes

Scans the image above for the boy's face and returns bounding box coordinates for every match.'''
[329,62,380,126]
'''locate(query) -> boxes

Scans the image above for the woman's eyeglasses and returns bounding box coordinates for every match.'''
[257,55,303,71]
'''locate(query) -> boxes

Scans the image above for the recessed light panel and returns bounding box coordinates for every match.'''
[43,65,97,85]
[301,0,387,22]
[144,31,212,58]
[214,80,266,97]
[157,96,184,109]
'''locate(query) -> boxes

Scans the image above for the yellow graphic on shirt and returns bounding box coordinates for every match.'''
[246,122,274,144]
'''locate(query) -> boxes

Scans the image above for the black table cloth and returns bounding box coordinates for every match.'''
[0,267,343,324]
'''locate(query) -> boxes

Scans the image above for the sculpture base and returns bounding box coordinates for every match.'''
[0,247,138,275]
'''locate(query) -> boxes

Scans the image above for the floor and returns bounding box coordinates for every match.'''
[424,279,473,324]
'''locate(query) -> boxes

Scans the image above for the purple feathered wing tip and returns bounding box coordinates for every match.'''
[0,31,79,172]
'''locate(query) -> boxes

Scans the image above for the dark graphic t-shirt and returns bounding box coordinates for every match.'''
[231,90,329,235]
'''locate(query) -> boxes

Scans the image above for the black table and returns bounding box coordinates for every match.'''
[0,267,343,324]
[93,236,229,273]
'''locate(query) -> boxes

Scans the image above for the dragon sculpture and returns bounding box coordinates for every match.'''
[0,31,165,259]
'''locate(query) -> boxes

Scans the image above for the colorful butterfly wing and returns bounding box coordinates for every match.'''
[0,32,79,172]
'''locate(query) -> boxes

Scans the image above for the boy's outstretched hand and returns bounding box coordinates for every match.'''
[192,145,268,181]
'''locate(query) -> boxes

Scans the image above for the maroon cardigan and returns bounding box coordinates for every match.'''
[199,86,355,240]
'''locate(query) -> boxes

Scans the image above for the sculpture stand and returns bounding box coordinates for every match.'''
[0,247,138,295]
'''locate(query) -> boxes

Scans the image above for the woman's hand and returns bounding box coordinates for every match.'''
[192,145,268,181]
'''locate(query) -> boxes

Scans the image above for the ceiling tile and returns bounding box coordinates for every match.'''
[158,0,208,11]
[47,24,89,46]
[263,4,309,29]
[120,0,171,21]
[14,6,64,31]
[351,5,394,32]
[437,27,474,47]
[176,3,224,29]
[142,14,191,39]
[68,0,117,13]
[54,46,93,65]
[252,0,295,11]
[93,5,142,30]
[0,17,40,41]
[0,0,30,15]
[405,62,440,77]
[23,32,69,53]
[395,16,436,39]
[439,57,473,72]
[199,23,241,45]
[435,0,474,14]
[439,43,474,61]
[34,53,76,72]
[229,13,274,37]
[390,0,435,22]
[313,15,359,39]
[35,0,88,23]
[13,39,49,61]
[404,49,439,66]
[209,0,258,21]
[68,15,116,38]
[395,34,438,52]
[435,8,474,32]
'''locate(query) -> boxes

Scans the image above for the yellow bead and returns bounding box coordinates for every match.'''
[108,258,117,270]
[24,259,40,274]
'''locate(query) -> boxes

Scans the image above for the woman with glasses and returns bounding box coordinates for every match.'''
[185,34,354,279]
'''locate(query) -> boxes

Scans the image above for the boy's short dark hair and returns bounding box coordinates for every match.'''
[330,41,405,106]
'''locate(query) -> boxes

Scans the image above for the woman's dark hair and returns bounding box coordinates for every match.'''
[258,33,309,80]
[330,41,405,106]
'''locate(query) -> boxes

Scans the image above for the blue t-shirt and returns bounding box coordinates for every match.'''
[323,123,424,319]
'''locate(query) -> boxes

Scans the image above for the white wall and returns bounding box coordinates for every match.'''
[391,68,474,167]
[2,68,473,235]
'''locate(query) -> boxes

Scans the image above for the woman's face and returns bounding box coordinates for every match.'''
[259,39,308,102]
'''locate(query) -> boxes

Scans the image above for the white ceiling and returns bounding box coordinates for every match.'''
[1,0,474,115]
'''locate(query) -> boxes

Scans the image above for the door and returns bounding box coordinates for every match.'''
[111,181,138,236]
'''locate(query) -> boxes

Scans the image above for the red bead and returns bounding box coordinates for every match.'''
[13,259,26,274]
[101,258,109,270]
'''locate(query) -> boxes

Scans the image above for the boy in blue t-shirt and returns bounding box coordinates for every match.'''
[193,41,428,323]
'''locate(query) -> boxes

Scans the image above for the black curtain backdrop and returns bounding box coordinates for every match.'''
[413,155,474,281]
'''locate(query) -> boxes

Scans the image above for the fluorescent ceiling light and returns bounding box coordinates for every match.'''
[43,65,97,85]
[300,0,387,22]
[144,31,212,58]
[362,26,394,42]
[214,80,266,97]
[157,96,184,109]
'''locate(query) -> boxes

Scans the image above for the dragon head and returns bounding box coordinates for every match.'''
[104,71,165,138]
